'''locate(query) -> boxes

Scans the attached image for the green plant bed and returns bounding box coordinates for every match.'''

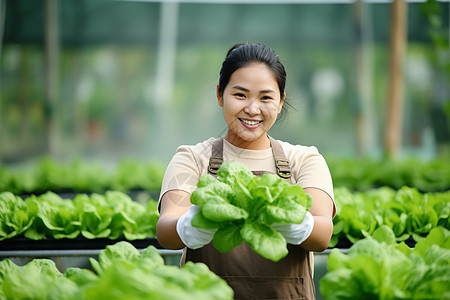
[329,186,449,248]
[332,235,417,249]
[0,191,159,242]
[0,236,161,251]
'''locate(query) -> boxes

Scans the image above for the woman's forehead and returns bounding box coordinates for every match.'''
[227,63,279,90]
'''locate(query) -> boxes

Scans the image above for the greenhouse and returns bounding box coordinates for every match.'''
[0,0,449,299]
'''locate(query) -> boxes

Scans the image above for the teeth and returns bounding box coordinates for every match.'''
[242,119,261,125]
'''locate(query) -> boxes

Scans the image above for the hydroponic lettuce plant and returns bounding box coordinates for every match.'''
[0,191,159,241]
[0,192,33,241]
[190,161,312,262]
[0,241,234,300]
[320,226,450,300]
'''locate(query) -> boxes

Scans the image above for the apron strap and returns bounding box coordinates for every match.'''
[268,136,292,179]
[208,136,291,179]
[208,138,224,175]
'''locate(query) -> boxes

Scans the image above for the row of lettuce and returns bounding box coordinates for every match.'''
[1,186,448,248]
[0,241,234,300]
[0,191,159,241]
[330,186,449,247]
[1,225,447,299]
[1,156,449,194]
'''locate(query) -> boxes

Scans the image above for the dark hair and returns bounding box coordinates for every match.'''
[218,43,287,98]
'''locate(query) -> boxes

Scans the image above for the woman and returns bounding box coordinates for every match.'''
[156,43,335,300]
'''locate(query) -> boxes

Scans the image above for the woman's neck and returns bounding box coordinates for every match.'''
[224,131,271,150]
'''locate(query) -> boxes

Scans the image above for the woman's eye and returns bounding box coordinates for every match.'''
[261,96,273,101]
[234,93,246,99]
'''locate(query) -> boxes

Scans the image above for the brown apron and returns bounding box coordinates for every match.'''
[186,137,315,300]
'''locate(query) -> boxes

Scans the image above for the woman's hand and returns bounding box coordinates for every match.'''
[157,189,216,250]
[271,211,315,245]
[176,204,217,249]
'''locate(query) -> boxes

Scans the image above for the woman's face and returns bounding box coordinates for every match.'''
[217,63,284,150]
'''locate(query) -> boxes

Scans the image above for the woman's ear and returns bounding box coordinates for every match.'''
[217,84,223,107]
[278,92,286,114]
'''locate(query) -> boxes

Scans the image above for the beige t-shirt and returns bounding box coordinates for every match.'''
[159,137,335,216]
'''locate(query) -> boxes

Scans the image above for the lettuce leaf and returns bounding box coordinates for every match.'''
[202,197,248,222]
[241,221,288,262]
[213,223,243,253]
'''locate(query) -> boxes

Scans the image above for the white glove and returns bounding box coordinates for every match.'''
[272,212,315,245]
[176,204,217,249]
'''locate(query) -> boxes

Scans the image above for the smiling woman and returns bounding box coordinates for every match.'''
[156,43,335,300]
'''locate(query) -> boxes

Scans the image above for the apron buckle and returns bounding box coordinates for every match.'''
[208,156,223,175]
[275,159,291,178]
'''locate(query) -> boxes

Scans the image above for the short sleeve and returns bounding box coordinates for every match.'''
[288,145,336,217]
[158,145,201,211]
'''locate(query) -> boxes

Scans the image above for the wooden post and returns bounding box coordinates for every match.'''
[384,0,407,158]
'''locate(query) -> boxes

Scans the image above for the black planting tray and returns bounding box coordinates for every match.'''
[0,236,162,251]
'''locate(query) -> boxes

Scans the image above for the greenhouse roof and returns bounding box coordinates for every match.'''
[117,0,447,3]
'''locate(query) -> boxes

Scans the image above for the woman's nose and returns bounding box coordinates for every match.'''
[244,99,260,115]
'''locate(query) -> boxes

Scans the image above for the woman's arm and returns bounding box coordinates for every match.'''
[156,190,192,249]
[300,187,334,252]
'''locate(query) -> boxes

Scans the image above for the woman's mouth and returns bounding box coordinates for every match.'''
[239,118,262,129]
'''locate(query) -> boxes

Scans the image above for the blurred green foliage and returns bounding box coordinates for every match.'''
[327,155,450,192]
[1,1,448,162]
[0,156,448,195]
[0,157,165,194]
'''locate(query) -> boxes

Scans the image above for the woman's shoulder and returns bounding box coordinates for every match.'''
[174,137,216,160]
[176,137,215,151]
[275,139,321,156]
[274,138,330,172]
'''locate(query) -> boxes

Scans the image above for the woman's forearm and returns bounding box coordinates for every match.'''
[301,215,333,252]
[157,190,191,249]
[156,214,185,250]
